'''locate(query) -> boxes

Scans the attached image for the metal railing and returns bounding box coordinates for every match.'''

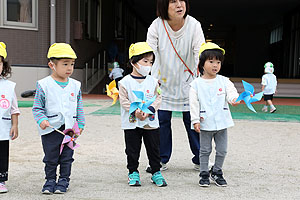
[83,50,106,93]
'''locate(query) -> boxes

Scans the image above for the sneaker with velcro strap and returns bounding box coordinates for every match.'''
[128,171,141,186]
[209,167,227,187]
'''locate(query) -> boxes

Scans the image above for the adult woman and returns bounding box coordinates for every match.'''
[146,0,205,170]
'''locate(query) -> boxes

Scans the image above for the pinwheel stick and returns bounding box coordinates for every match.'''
[49,125,65,135]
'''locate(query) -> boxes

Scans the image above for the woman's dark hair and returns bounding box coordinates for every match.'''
[198,49,224,75]
[0,56,11,78]
[127,52,155,69]
[156,0,189,20]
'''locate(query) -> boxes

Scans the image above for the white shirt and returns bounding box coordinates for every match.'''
[109,67,124,80]
[147,15,205,111]
[261,73,277,95]
[189,75,239,131]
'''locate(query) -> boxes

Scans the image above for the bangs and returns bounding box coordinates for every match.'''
[201,49,224,62]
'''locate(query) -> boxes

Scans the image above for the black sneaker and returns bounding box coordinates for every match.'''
[199,171,210,187]
[209,168,227,187]
[54,178,69,194]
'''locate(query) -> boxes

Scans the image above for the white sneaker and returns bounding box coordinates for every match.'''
[145,162,168,173]
[160,162,168,171]
[270,107,276,113]
[262,106,268,112]
[0,182,8,193]
[194,164,200,171]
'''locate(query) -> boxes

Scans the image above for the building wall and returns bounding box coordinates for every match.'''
[0,0,50,65]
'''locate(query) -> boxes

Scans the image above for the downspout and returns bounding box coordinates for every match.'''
[50,0,56,75]
[50,0,56,45]
[66,0,70,43]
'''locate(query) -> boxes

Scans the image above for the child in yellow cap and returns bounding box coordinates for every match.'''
[0,42,20,193]
[119,42,167,187]
[32,43,85,194]
[189,42,240,187]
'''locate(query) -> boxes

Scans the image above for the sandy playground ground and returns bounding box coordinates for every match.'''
[2,99,300,200]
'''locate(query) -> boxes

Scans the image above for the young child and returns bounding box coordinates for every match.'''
[189,42,239,187]
[0,42,20,193]
[109,61,124,89]
[32,43,85,194]
[119,42,167,187]
[261,62,277,113]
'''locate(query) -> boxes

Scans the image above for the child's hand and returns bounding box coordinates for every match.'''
[79,128,83,134]
[135,109,149,121]
[230,98,240,106]
[40,120,50,130]
[193,123,200,133]
[10,125,18,140]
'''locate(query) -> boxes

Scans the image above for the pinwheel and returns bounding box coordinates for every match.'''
[59,122,81,154]
[129,90,156,115]
[106,80,119,105]
[236,80,263,113]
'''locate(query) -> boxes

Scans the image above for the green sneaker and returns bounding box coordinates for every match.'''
[151,171,167,187]
[128,171,141,186]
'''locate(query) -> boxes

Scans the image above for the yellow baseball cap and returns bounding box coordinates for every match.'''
[129,42,153,59]
[199,42,225,57]
[47,43,77,59]
[0,42,7,59]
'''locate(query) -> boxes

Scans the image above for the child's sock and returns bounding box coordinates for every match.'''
[270,105,275,109]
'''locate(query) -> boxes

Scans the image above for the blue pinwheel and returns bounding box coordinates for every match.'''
[236,80,263,113]
[129,91,156,115]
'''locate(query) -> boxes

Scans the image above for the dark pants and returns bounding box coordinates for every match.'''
[115,77,123,90]
[41,125,74,181]
[158,110,200,165]
[0,140,9,182]
[124,128,161,174]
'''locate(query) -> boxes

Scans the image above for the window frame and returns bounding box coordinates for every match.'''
[0,0,38,30]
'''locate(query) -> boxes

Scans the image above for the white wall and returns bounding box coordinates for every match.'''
[10,66,84,97]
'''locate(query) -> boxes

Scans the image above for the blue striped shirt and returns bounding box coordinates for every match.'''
[32,79,85,129]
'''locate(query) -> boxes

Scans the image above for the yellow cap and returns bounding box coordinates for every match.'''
[129,42,153,59]
[0,42,7,59]
[47,43,77,59]
[199,42,225,57]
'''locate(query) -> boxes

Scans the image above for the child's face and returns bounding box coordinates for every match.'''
[203,57,221,78]
[49,58,75,81]
[132,54,154,77]
[0,57,3,75]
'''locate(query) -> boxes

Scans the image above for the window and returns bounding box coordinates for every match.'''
[79,0,102,42]
[0,0,38,30]
[270,26,283,44]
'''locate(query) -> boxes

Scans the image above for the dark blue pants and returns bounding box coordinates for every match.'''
[158,110,200,165]
[41,125,74,181]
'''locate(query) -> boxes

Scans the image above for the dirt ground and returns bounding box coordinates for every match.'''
[2,99,300,200]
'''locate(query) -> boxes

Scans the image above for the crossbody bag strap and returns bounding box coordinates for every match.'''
[162,19,194,76]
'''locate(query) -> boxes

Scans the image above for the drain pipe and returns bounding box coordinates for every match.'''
[50,0,56,45]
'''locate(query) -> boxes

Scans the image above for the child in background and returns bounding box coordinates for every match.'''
[261,62,277,113]
[0,42,20,193]
[189,42,239,187]
[32,43,85,194]
[109,61,124,89]
[119,42,167,187]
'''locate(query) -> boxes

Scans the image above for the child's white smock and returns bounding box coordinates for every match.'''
[189,75,238,131]
[0,79,15,140]
[37,76,81,135]
[119,75,159,129]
